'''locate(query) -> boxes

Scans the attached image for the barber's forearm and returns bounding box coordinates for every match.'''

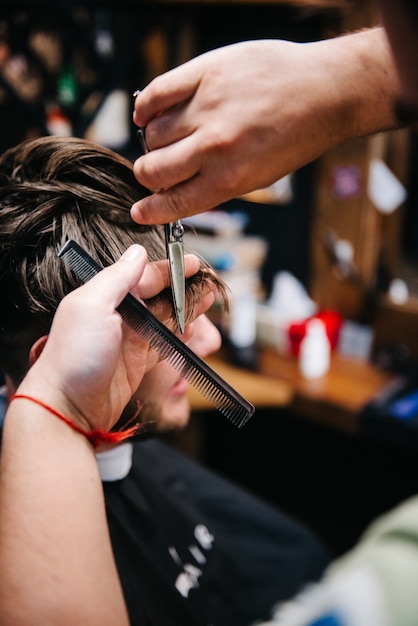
[322,26,401,142]
[0,393,129,626]
[259,26,402,179]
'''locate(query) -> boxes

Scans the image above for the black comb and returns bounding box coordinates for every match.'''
[58,240,255,428]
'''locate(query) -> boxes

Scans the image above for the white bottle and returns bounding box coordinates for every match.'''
[229,290,257,349]
[299,318,330,379]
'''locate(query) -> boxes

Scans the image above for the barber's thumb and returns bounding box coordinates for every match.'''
[114,245,148,294]
[119,244,147,264]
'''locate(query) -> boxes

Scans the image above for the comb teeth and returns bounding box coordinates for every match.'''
[58,240,255,428]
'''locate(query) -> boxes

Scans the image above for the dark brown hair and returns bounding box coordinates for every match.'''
[0,136,226,383]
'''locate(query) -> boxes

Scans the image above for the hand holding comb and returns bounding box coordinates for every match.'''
[58,240,255,429]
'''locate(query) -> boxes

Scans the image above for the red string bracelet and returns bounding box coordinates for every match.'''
[9,394,140,448]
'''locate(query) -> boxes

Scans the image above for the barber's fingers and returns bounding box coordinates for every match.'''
[131,128,233,225]
[70,245,148,312]
[111,251,213,342]
[184,314,222,357]
[75,245,213,332]
[131,105,258,224]
[136,96,198,153]
[135,253,201,300]
[131,168,231,225]
[148,289,216,342]
[43,246,149,370]
[132,131,202,200]
[133,61,201,128]
[61,245,191,312]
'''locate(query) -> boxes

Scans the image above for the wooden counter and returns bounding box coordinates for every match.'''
[259,348,395,433]
[187,353,293,411]
[189,348,395,435]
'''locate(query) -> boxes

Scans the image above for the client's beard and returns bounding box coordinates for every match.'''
[113,397,175,440]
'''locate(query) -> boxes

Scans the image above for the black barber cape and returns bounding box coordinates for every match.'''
[103,439,330,626]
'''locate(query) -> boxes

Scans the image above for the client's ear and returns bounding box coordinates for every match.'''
[29,335,48,366]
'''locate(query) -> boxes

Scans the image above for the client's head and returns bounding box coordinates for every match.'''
[0,136,227,431]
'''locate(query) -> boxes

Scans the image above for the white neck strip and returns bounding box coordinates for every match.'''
[96,442,133,481]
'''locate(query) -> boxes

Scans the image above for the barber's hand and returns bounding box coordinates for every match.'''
[131,32,399,225]
[131,39,340,224]
[17,246,213,434]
